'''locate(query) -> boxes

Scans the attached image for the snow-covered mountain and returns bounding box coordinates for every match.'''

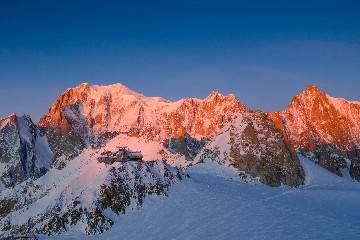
[1,82,359,238]
[38,82,246,142]
[38,83,304,186]
[268,85,360,180]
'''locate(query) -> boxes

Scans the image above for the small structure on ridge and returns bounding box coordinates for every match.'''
[97,147,143,164]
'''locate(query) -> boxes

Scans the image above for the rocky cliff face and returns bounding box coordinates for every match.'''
[0,114,53,188]
[198,111,305,187]
[164,133,206,161]
[268,85,360,180]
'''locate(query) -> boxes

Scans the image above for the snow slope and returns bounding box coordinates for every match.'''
[0,146,182,236]
[45,157,360,240]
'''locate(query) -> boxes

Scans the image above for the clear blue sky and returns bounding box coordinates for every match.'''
[0,0,359,120]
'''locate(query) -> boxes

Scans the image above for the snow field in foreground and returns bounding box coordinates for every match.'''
[47,158,360,240]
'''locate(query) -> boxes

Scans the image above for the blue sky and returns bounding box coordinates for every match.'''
[0,0,359,120]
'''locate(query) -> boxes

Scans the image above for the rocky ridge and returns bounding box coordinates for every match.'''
[196,111,304,187]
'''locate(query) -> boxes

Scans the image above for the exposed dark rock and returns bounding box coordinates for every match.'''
[39,128,84,169]
[0,197,16,218]
[298,144,348,176]
[0,115,53,188]
[349,149,360,180]
[204,112,305,187]
[165,133,206,161]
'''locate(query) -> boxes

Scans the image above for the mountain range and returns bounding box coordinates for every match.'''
[0,82,359,237]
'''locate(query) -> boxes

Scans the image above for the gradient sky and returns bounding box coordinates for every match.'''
[1,0,359,120]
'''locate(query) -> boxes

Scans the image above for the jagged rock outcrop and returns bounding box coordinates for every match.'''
[0,114,52,188]
[165,133,206,161]
[198,111,305,187]
[268,85,360,179]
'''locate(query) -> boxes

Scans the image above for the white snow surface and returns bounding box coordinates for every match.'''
[43,156,360,240]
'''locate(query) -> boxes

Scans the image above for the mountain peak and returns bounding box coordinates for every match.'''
[206,90,238,102]
[78,82,90,87]
[70,82,91,91]
[69,82,142,97]
[290,84,327,106]
[0,113,18,128]
[1,113,17,120]
[207,90,223,99]
[303,84,323,94]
